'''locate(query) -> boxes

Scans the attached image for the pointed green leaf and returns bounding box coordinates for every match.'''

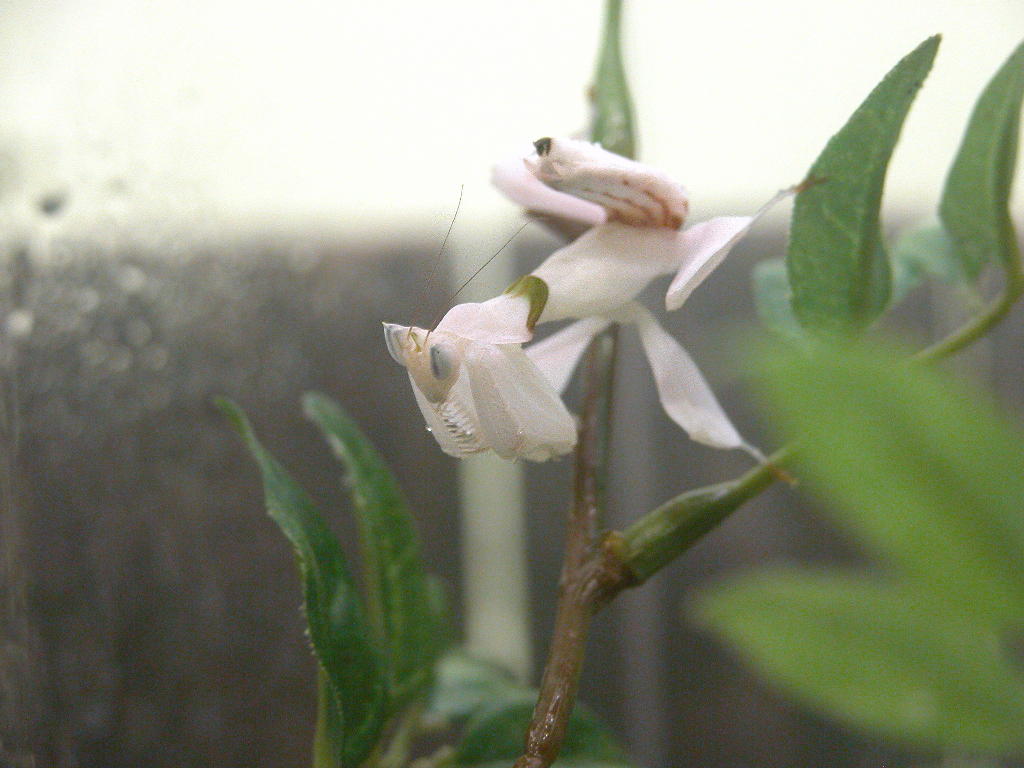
[752,342,1024,624]
[695,570,1024,754]
[454,697,627,767]
[314,668,346,768]
[218,399,388,767]
[788,36,940,335]
[589,0,635,158]
[752,259,805,344]
[303,392,444,709]
[940,41,1024,281]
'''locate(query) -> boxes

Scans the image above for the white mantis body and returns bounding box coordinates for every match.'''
[386,137,790,461]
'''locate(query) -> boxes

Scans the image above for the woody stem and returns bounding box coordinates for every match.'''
[513,328,628,768]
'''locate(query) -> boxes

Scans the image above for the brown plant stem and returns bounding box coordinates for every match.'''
[513,330,634,768]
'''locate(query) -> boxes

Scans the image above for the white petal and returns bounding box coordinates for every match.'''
[464,343,577,461]
[409,370,486,458]
[526,137,689,229]
[625,303,743,450]
[492,150,605,228]
[526,317,612,394]
[665,188,793,311]
[435,294,533,343]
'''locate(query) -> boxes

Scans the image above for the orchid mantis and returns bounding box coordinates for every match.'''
[386,137,790,461]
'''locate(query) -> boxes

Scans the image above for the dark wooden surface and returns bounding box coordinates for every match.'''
[2,224,1022,767]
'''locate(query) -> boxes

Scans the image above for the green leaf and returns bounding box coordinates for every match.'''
[752,342,1024,624]
[303,391,445,709]
[940,40,1024,281]
[589,0,635,158]
[889,222,968,301]
[695,569,1024,754]
[427,652,525,724]
[454,697,627,767]
[218,399,388,768]
[788,36,940,335]
[314,668,346,768]
[751,259,804,344]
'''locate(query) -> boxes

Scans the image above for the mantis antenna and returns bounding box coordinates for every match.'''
[429,219,531,331]
[415,184,464,323]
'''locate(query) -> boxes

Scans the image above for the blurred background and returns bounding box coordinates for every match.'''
[2,1,1023,766]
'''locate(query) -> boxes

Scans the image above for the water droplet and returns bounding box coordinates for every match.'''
[116,265,147,294]
[37,190,68,217]
[5,309,34,338]
[78,288,101,313]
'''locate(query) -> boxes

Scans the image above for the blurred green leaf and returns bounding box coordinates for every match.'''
[303,392,445,709]
[427,652,525,724]
[218,399,387,768]
[590,0,635,158]
[314,668,346,768]
[788,36,939,335]
[752,259,804,344]
[454,697,627,767]
[695,569,1024,754]
[940,40,1024,281]
[752,342,1024,624]
[426,574,455,655]
[890,222,968,302]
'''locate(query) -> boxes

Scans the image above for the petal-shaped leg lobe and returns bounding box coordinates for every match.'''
[665,216,754,311]
[526,317,613,394]
[626,304,744,450]
[665,188,794,311]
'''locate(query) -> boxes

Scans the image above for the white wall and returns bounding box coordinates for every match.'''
[0,0,1021,238]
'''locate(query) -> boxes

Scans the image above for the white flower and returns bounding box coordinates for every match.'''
[387,137,786,460]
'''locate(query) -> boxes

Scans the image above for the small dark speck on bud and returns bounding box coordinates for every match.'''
[533,137,553,156]
[38,191,68,217]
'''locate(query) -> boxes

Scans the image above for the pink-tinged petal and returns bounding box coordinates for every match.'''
[625,303,744,450]
[463,343,577,461]
[527,137,689,229]
[435,294,533,343]
[526,317,612,394]
[665,188,794,311]
[492,150,605,228]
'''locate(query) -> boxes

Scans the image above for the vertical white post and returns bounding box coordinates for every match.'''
[451,226,532,681]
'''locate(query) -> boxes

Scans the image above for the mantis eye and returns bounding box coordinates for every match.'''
[383,323,408,365]
[533,137,553,156]
[430,343,457,381]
